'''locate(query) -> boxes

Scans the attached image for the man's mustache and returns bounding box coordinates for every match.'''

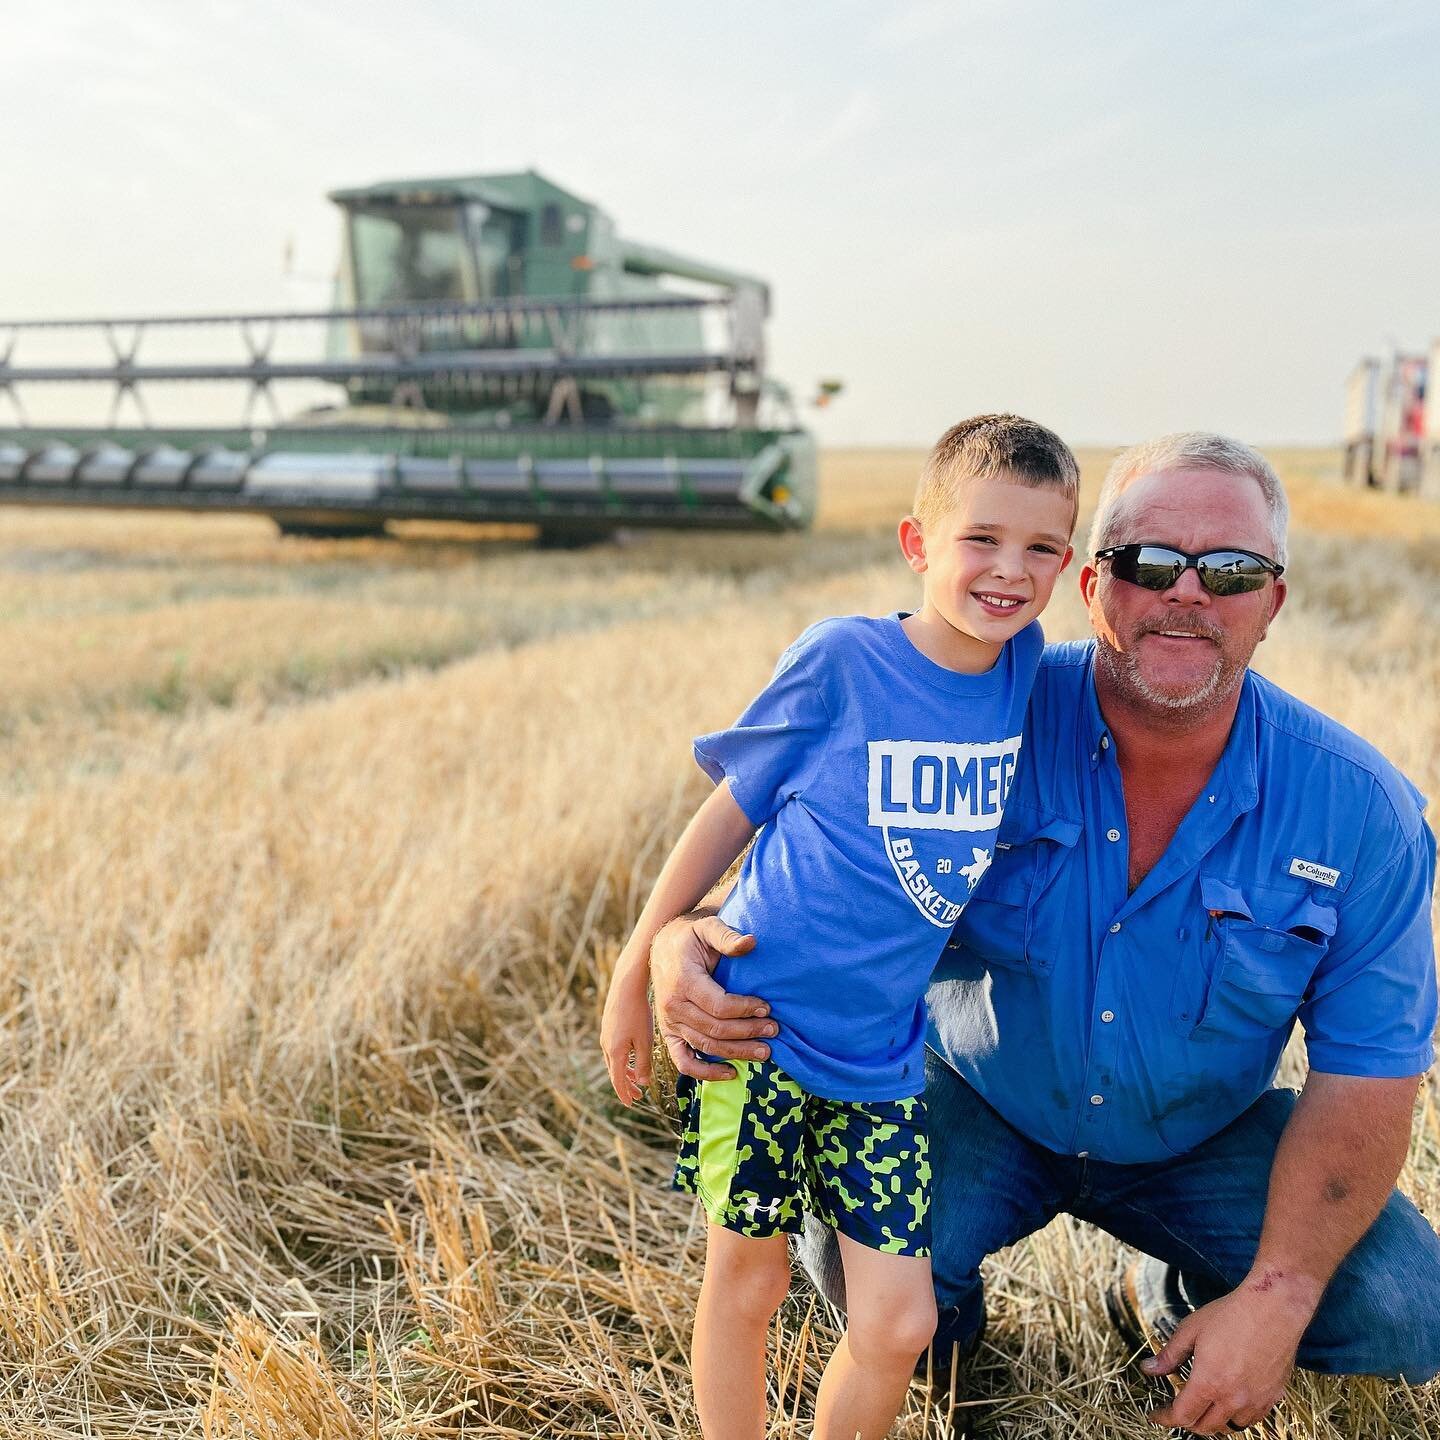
[1132,619,1223,644]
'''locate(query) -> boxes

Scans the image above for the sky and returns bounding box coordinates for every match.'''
[3,0,1438,447]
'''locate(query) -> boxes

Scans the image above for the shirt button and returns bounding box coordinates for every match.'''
[1101,1009,1115,1023]
[1100,736,1110,750]
[1106,828,1121,842]
[1109,922,1122,934]
[1089,1094,1105,1106]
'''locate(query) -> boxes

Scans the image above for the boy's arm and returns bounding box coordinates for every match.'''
[600,781,757,1103]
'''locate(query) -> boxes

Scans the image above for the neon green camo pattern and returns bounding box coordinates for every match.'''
[673,1060,930,1255]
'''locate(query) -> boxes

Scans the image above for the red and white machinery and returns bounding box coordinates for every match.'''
[1343,350,1435,498]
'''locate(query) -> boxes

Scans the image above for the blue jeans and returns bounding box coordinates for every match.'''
[797,1050,1440,1383]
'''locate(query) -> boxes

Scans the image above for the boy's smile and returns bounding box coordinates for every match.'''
[898,474,1076,674]
[972,590,1027,616]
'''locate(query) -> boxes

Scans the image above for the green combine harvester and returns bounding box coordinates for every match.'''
[0,171,822,541]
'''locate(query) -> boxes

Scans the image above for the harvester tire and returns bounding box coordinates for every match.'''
[535,525,616,550]
[274,518,389,539]
[1380,453,1420,495]
[1342,442,1372,488]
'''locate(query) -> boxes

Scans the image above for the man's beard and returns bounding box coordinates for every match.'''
[1095,618,1244,716]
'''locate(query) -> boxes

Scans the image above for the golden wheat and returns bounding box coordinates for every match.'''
[0,450,1431,1437]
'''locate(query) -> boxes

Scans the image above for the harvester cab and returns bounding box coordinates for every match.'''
[0,170,817,541]
[325,172,771,428]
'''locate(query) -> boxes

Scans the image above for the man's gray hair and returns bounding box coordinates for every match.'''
[1085,433,1289,566]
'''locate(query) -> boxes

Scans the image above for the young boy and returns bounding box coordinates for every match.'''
[600,415,1079,1440]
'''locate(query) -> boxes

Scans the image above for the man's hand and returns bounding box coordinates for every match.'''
[1143,1277,1315,1434]
[1144,1071,1420,1432]
[650,913,776,1081]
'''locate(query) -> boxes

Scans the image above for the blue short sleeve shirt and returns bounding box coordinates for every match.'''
[695,614,1044,1102]
[927,640,1437,1163]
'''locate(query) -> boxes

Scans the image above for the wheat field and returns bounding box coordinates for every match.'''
[0,448,1434,1438]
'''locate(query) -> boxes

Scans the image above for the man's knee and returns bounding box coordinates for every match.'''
[1302,1194,1440,1383]
[1310,1272,1440,1382]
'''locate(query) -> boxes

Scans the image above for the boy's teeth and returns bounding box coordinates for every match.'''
[978,594,1021,607]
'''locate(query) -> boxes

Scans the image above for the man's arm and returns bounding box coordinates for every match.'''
[1146,1070,1421,1434]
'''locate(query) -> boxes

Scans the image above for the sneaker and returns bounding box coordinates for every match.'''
[1105,1256,1192,1390]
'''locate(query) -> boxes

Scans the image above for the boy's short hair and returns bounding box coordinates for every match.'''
[913,414,1080,531]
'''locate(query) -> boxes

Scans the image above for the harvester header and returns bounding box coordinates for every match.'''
[0,169,818,540]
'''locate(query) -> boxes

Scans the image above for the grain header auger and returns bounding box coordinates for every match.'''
[0,170,822,541]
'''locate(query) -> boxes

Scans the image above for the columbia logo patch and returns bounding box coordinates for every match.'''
[1289,857,1340,888]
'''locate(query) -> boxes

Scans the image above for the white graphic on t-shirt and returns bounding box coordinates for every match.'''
[868,737,1021,927]
[867,738,1022,830]
[960,847,993,890]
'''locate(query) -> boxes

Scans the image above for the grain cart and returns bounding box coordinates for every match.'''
[0,171,817,541]
[1342,351,1427,493]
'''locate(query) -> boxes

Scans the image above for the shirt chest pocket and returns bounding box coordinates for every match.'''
[1176,875,1338,1041]
[954,805,1081,977]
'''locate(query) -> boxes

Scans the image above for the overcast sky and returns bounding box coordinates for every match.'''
[4,0,1437,446]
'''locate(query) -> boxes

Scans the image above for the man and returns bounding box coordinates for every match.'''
[648,434,1440,1435]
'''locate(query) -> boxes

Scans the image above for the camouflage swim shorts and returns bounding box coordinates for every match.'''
[673,1058,930,1256]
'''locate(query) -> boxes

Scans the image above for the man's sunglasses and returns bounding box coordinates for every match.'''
[1093,543,1285,596]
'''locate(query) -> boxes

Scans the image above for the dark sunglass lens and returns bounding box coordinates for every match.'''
[1198,552,1268,596]
[1128,545,1184,590]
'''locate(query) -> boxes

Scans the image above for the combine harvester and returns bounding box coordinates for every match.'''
[0,171,825,542]
[1342,346,1438,500]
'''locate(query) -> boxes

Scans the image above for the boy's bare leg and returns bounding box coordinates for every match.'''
[813,1232,937,1440]
[691,1225,791,1440]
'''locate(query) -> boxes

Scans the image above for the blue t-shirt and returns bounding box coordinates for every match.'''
[694,612,1044,1102]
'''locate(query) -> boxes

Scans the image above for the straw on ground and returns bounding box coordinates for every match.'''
[0,448,1433,1437]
